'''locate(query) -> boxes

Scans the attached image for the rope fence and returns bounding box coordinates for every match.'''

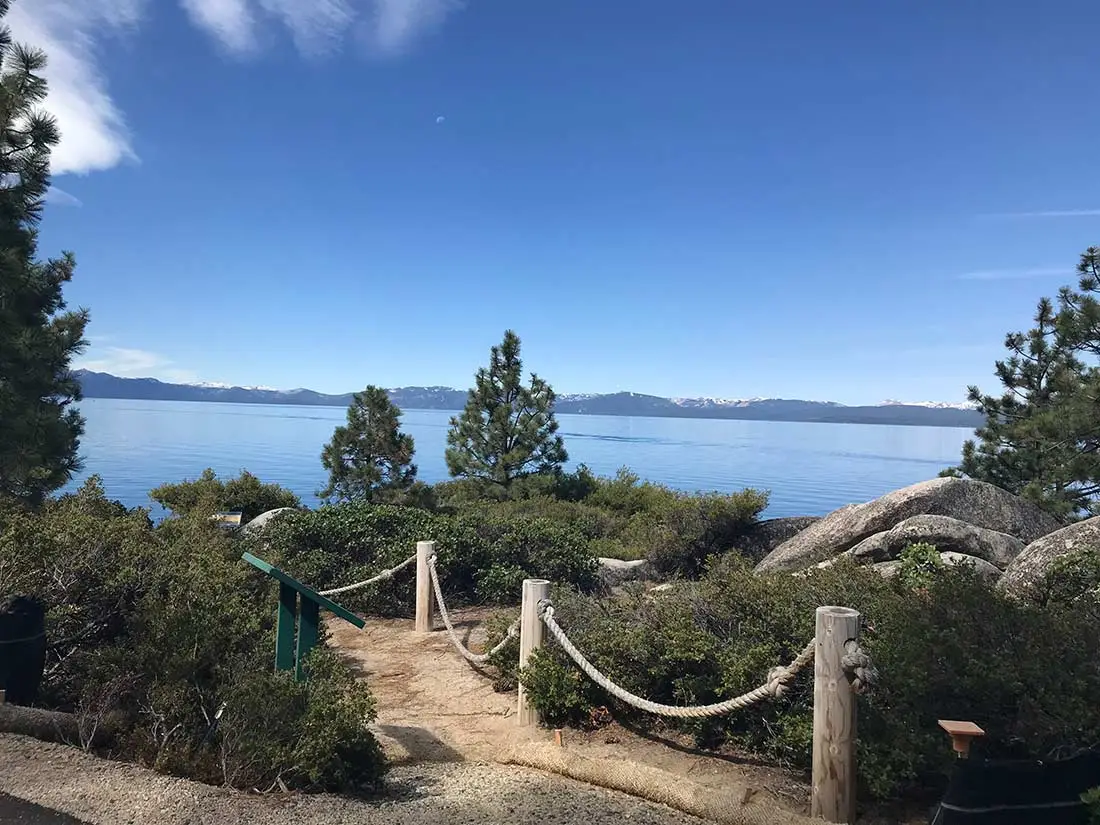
[427,552,519,664]
[539,599,816,718]
[318,553,416,596]
[302,539,876,824]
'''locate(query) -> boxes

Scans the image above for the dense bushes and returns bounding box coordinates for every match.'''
[449,468,768,577]
[0,479,384,793]
[252,467,766,617]
[150,468,301,523]
[256,501,600,612]
[517,554,1100,802]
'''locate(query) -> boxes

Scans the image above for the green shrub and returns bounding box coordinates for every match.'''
[484,610,523,691]
[624,489,768,577]
[0,481,386,794]
[1033,548,1100,612]
[433,466,600,508]
[519,555,1100,802]
[150,469,300,523]
[0,478,155,706]
[583,467,675,515]
[1083,786,1100,824]
[895,541,944,590]
[256,501,599,613]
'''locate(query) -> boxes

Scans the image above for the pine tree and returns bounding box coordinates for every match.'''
[320,386,416,503]
[0,6,89,506]
[445,330,567,493]
[947,246,1100,518]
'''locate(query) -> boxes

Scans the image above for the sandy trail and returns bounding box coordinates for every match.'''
[327,609,815,817]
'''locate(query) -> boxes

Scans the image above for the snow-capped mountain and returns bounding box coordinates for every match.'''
[879,399,976,411]
[74,370,983,429]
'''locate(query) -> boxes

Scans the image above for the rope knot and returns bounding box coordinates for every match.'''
[766,664,793,697]
[536,598,553,619]
[841,639,878,694]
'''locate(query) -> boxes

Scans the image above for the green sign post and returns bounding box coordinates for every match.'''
[241,552,365,681]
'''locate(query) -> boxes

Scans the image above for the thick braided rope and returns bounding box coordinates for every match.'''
[841,639,878,694]
[318,554,416,596]
[427,555,519,664]
[539,601,815,718]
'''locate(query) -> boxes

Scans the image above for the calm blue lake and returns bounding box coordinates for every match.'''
[63,398,974,518]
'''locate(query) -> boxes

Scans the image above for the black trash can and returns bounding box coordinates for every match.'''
[0,595,47,705]
[929,749,1100,825]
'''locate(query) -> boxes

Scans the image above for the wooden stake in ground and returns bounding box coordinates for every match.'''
[517,578,551,727]
[811,605,860,824]
[416,541,436,633]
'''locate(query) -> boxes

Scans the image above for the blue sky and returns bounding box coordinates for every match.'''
[14,0,1100,405]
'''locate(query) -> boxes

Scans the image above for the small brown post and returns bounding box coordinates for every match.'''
[415,540,436,633]
[938,720,985,758]
[811,605,861,824]
[517,578,551,727]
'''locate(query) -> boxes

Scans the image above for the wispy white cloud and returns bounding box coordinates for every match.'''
[956,266,1067,281]
[75,346,199,383]
[7,0,462,180]
[179,0,257,54]
[181,0,462,57]
[45,186,82,206]
[365,0,463,57]
[981,209,1100,219]
[260,0,355,55]
[6,0,141,175]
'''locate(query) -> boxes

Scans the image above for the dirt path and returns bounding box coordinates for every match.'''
[326,610,820,822]
[328,609,520,763]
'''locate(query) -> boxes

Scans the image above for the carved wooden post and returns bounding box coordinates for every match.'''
[811,606,860,824]
[415,540,436,633]
[517,578,551,727]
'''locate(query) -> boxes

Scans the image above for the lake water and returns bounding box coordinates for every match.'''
[63,398,974,518]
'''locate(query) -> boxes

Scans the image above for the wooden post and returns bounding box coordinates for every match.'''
[295,598,320,682]
[415,540,436,633]
[517,578,551,727]
[275,583,297,672]
[811,605,860,824]
[939,720,985,758]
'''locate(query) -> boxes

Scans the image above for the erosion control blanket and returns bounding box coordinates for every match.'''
[929,750,1100,825]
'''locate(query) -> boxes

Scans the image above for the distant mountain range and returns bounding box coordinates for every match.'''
[73,370,982,428]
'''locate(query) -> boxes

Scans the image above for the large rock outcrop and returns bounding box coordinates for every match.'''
[243,507,299,534]
[735,516,821,562]
[847,515,1024,569]
[997,517,1100,600]
[755,478,1063,574]
[598,558,651,586]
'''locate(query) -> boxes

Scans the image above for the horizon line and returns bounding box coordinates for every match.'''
[73,368,976,409]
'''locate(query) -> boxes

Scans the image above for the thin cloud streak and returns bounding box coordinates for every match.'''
[981,209,1100,219]
[179,0,257,54]
[46,186,83,206]
[956,267,1068,281]
[182,0,463,57]
[366,0,463,57]
[75,346,199,383]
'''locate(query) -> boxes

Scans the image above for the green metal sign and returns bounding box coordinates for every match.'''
[241,552,365,681]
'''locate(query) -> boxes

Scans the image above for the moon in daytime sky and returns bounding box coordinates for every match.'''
[435,115,445,124]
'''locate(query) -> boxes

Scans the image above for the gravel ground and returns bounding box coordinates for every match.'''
[0,734,709,825]
[0,793,89,824]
